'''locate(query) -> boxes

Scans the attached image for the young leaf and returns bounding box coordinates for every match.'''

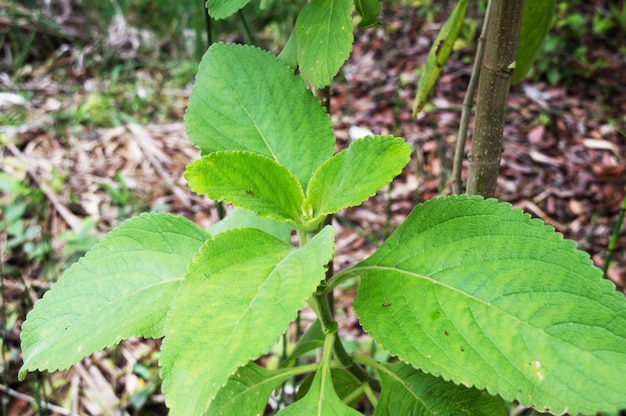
[20,213,209,378]
[277,334,362,416]
[512,0,556,84]
[374,361,507,415]
[185,43,335,190]
[185,151,305,225]
[207,206,291,243]
[295,0,354,88]
[412,0,468,115]
[160,226,335,416]
[206,362,297,415]
[354,0,381,29]
[283,319,325,366]
[206,0,251,20]
[305,136,412,220]
[352,195,626,415]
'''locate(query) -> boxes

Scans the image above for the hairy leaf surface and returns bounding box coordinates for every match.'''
[512,0,556,84]
[375,361,506,415]
[20,213,209,378]
[185,151,305,225]
[160,226,334,415]
[185,43,334,190]
[353,195,626,415]
[295,0,354,88]
[306,136,412,219]
[413,0,467,115]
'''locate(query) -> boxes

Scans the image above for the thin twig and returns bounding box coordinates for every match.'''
[603,189,626,279]
[0,384,72,415]
[6,143,82,233]
[451,0,492,195]
[126,123,190,206]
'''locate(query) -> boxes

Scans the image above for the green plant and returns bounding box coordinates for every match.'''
[530,0,625,84]
[19,40,626,415]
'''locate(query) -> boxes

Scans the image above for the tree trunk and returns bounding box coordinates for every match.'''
[466,0,524,197]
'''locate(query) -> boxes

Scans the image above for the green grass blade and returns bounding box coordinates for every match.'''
[512,0,556,84]
[412,0,467,115]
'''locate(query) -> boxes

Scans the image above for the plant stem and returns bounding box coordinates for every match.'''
[603,189,626,279]
[466,0,523,197]
[238,9,256,45]
[451,0,492,195]
[311,292,372,384]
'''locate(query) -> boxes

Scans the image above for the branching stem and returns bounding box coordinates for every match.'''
[451,0,492,194]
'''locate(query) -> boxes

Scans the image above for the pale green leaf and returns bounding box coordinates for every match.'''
[512,0,556,84]
[207,207,291,243]
[354,0,380,28]
[20,213,209,378]
[353,195,626,415]
[295,0,354,88]
[305,136,412,219]
[160,226,335,416]
[412,0,467,115]
[185,151,305,225]
[206,0,250,19]
[185,43,335,189]
[375,361,506,415]
[206,362,296,415]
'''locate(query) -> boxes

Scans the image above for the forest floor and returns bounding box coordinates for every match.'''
[1,2,625,415]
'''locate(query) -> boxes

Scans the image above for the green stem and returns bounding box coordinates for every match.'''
[603,190,626,279]
[238,9,256,46]
[466,0,524,197]
[311,292,372,385]
[361,378,378,407]
[451,0,492,195]
[319,267,359,294]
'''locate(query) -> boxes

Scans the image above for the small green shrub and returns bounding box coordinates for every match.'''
[20,42,626,415]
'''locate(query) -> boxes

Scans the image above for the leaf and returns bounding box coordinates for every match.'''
[185,43,335,190]
[283,319,325,366]
[305,136,412,220]
[185,151,305,225]
[160,226,335,416]
[512,0,556,84]
[207,207,291,243]
[412,0,467,115]
[297,367,362,407]
[295,0,354,88]
[354,0,380,28]
[206,0,251,19]
[19,213,209,378]
[277,334,362,416]
[375,361,506,415]
[206,362,296,415]
[352,195,626,415]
